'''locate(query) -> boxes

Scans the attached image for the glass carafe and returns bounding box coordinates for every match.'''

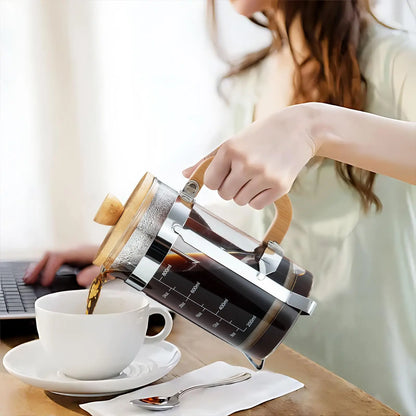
[93,158,316,369]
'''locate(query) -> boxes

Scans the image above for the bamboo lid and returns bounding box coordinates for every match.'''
[93,172,155,269]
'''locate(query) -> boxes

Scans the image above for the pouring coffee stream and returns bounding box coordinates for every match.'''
[91,158,316,369]
[85,269,108,315]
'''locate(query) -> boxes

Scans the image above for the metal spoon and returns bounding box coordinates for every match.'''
[130,372,252,411]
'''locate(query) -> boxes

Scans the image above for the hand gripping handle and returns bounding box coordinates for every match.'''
[181,156,292,244]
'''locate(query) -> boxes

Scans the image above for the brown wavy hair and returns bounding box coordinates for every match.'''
[208,0,383,212]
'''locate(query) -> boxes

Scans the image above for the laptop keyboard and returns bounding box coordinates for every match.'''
[0,261,82,317]
[0,262,35,314]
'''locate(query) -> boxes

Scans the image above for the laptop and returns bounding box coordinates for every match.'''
[0,260,83,320]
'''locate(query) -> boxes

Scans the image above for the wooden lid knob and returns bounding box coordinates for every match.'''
[93,172,155,269]
[94,194,124,226]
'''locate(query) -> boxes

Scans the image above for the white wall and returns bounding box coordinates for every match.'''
[0,0,269,259]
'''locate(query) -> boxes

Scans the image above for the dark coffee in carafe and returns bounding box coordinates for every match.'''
[142,249,312,361]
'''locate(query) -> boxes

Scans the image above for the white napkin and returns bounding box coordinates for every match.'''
[80,361,303,416]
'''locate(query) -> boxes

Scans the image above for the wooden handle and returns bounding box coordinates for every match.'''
[185,157,292,244]
[263,195,292,244]
[187,157,213,189]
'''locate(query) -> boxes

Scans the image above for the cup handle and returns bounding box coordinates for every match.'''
[183,157,293,244]
[144,305,173,344]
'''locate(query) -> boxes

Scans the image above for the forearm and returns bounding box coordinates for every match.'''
[184,102,416,210]
[304,103,416,185]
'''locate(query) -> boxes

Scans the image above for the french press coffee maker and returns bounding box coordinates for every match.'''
[93,158,316,369]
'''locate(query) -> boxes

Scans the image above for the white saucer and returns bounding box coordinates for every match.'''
[3,339,181,397]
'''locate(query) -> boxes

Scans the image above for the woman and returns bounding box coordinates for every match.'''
[196,0,416,415]
[186,1,416,414]
[26,1,416,413]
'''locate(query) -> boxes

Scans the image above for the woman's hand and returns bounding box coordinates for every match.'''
[23,245,100,288]
[183,104,317,210]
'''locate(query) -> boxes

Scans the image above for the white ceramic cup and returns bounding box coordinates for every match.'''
[35,289,173,380]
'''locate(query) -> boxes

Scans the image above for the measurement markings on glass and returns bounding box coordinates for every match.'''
[186,281,200,301]
[159,264,172,281]
[156,276,246,332]
[161,285,176,299]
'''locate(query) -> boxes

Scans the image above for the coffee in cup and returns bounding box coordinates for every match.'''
[35,289,173,380]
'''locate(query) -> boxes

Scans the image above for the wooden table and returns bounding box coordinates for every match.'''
[0,316,398,416]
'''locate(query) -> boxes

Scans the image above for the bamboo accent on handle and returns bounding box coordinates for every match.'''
[187,157,212,190]
[263,195,292,244]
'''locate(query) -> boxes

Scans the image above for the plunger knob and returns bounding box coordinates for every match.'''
[94,194,124,226]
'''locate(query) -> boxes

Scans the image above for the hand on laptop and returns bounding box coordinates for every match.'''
[23,245,99,287]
